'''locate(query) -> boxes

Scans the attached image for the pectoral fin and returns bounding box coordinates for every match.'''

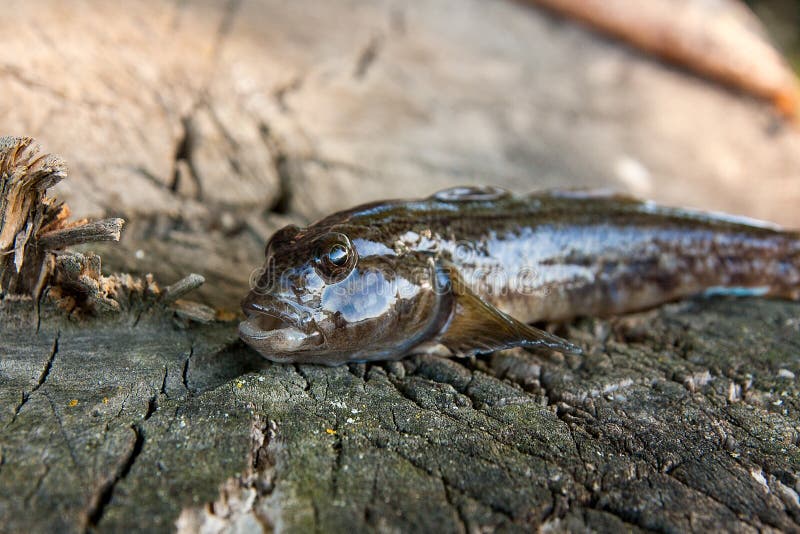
[434,263,582,357]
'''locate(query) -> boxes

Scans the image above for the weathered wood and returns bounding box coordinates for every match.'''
[0,136,127,302]
[1,297,798,532]
[38,219,124,250]
[0,137,68,296]
[3,0,800,312]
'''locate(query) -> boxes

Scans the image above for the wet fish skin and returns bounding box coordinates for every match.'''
[239,186,800,365]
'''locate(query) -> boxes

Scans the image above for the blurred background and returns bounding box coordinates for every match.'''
[1,0,799,310]
[748,0,800,71]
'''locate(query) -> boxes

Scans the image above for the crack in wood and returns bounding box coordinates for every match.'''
[170,115,203,200]
[159,365,169,397]
[210,0,242,63]
[273,75,305,114]
[8,332,59,426]
[43,391,80,469]
[443,483,469,533]
[85,424,145,529]
[362,462,381,526]
[354,35,383,80]
[329,425,344,498]
[181,344,194,392]
[177,417,278,532]
[291,363,312,393]
[258,123,293,215]
[143,395,157,421]
[363,432,521,524]
[22,460,49,506]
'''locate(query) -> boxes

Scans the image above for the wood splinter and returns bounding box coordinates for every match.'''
[0,136,209,317]
[38,218,125,250]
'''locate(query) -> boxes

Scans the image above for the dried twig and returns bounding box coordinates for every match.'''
[161,273,206,304]
[38,218,125,249]
[525,0,800,119]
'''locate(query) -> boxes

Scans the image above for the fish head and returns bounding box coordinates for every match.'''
[240,223,446,364]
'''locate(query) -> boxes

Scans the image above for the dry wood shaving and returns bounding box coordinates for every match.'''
[0,136,214,320]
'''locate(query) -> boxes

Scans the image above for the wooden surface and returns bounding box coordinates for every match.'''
[1,0,800,532]
[1,298,799,532]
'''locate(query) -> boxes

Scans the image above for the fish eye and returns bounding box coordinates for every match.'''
[314,233,357,282]
[327,243,349,266]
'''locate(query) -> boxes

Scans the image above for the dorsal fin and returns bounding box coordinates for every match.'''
[535,188,641,202]
[430,185,511,202]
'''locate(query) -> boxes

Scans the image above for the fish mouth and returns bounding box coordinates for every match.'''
[239,296,322,356]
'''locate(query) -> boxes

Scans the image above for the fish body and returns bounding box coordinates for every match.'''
[240,186,800,365]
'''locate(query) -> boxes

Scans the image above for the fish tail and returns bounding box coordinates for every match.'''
[697,232,800,302]
[758,236,800,301]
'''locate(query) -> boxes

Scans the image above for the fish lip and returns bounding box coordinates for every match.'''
[240,294,321,347]
[238,317,317,342]
[242,296,313,331]
[238,318,324,359]
[239,296,324,357]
